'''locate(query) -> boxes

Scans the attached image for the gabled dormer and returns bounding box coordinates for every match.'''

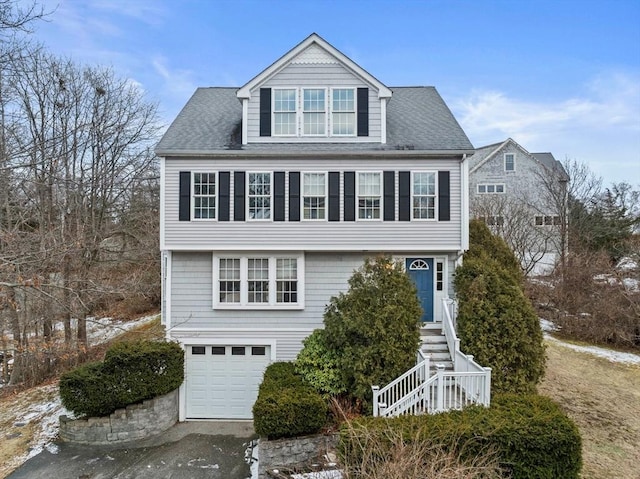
[236,33,393,145]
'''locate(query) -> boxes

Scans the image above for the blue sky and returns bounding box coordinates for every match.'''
[24,0,640,185]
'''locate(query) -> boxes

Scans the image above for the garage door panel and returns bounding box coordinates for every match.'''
[186,344,270,419]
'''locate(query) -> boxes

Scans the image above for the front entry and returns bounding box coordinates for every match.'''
[407,258,434,322]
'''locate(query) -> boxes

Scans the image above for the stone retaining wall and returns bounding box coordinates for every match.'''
[59,389,178,445]
[258,433,339,478]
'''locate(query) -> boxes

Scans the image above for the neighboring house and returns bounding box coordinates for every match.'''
[468,138,569,275]
[156,34,479,421]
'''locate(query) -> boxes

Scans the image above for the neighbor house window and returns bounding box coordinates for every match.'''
[248,172,271,220]
[357,172,381,219]
[193,172,216,219]
[412,172,436,219]
[273,89,296,136]
[504,153,515,171]
[535,215,560,226]
[477,183,505,194]
[332,88,355,135]
[302,172,326,220]
[303,89,326,135]
[478,215,504,226]
[214,255,304,308]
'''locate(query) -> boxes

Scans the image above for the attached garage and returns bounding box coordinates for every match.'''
[185,344,271,419]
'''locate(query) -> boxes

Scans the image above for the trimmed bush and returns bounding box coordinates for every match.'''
[322,256,422,404]
[455,221,545,394]
[60,340,184,417]
[253,361,328,440]
[295,329,347,396]
[340,394,582,479]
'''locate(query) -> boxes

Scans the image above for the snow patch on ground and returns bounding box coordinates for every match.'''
[85,313,159,345]
[291,471,343,479]
[622,278,639,292]
[544,335,640,365]
[616,257,638,271]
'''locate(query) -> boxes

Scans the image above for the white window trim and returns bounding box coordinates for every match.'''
[272,88,298,137]
[246,172,273,221]
[356,171,383,221]
[301,87,328,137]
[477,183,506,194]
[330,87,356,137]
[301,171,328,221]
[411,171,438,221]
[213,254,305,310]
[504,153,516,172]
[191,171,218,221]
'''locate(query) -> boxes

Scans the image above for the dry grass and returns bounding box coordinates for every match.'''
[539,339,640,479]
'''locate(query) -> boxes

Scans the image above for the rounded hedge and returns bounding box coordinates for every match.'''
[340,393,582,479]
[295,329,347,396]
[60,340,184,417]
[253,361,328,439]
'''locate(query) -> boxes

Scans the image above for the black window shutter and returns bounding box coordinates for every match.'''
[218,171,230,221]
[399,171,411,221]
[357,88,369,137]
[438,171,451,221]
[233,171,245,221]
[289,172,300,221]
[179,171,191,221]
[344,171,356,221]
[259,88,271,137]
[328,172,340,221]
[274,172,285,221]
[383,171,395,221]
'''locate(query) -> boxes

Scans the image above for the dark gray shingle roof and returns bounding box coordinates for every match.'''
[532,153,569,181]
[156,87,473,155]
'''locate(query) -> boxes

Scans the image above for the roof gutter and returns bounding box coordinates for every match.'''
[154,149,476,159]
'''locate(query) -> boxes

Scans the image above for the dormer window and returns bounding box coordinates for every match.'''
[274,89,296,136]
[332,89,355,136]
[303,89,326,135]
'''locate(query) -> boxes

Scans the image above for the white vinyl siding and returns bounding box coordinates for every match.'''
[164,158,464,251]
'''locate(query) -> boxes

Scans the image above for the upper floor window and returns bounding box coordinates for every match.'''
[248,172,271,220]
[303,89,326,136]
[477,183,505,194]
[332,88,355,136]
[193,172,216,219]
[302,172,326,220]
[214,255,304,309]
[504,153,515,171]
[535,215,561,226]
[412,172,436,219]
[357,172,381,220]
[274,89,296,136]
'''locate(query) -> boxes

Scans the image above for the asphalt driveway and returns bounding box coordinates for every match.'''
[7,422,256,479]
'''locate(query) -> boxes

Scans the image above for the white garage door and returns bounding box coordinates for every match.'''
[185,345,271,419]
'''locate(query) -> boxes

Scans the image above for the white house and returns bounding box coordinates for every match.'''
[156,34,482,420]
[468,138,568,275]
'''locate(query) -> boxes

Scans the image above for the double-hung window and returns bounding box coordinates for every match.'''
[193,172,216,219]
[214,255,304,308]
[332,88,355,136]
[302,172,326,220]
[357,172,381,220]
[504,153,515,171]
[303,89,326,135]
[273,89,296,136]
[412,172,436,219]
[248,172,271,220]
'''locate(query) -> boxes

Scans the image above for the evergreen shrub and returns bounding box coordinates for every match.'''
[253,361,328,439]
[340,394,582,479]
[59,340,184,417]
[295,329,347,396]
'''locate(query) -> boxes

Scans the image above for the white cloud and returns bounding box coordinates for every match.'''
[455,71,640,184]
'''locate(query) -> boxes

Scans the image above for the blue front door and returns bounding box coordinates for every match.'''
[407,258,434,322]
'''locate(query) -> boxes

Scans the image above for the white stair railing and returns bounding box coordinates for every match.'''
[372,299,492,417]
